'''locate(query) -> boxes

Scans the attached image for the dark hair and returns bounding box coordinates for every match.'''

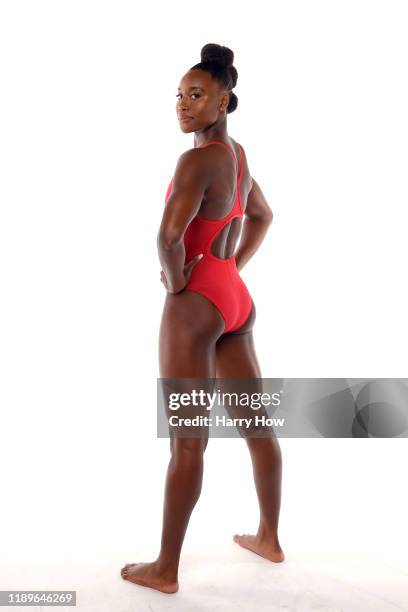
[190,43,238,114]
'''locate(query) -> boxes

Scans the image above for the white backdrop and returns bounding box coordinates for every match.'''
[0,1,407,610]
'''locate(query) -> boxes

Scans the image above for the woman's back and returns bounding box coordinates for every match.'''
[165,139,249,262]
[164,139,252,334]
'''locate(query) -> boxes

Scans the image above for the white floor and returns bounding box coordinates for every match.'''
[1,545,407,612]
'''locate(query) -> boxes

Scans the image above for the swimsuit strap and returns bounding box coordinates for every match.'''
[197,141,245,255]
[237,145,244,183]
[237,145,244,214]
[199,140,239,174]
[200,140,245,218]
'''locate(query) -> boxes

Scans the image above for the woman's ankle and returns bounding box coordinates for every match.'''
[154,557,179,581]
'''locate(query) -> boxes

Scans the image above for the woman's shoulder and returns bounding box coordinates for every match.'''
[231,137,246,154]
[229,138,247,165]
[173,146,207,174]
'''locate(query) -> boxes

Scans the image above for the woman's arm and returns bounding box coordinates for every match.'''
[234,177,273,272]
[157,149,210,293]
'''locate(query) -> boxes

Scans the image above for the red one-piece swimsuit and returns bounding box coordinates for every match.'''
[164,140,253,333]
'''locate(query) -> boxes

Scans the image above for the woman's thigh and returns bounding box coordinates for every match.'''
[215,302,261,379]
[215,321,274,439]
[160,291,225,449]
[159,290,225,378]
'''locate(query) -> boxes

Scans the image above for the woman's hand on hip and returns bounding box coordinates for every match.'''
[160,253,203,294]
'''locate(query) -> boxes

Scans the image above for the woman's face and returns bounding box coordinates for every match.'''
[176,69,228,133]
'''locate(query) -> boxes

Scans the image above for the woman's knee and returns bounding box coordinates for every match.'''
[246,434,282,461]
[171,435,209,458]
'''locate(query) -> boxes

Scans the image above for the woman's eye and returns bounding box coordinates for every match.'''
[175,93,200,100]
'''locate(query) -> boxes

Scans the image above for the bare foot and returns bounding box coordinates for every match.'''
[233,533,285,563]
[120,561,179,594]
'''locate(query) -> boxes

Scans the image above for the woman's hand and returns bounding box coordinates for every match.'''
[160,253,203,294]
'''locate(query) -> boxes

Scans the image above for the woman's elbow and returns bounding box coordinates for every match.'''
[264,208,273,225]
[246,208,273,225]
[157,228,184,251]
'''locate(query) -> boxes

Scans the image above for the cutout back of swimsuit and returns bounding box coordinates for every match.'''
[197,140,244,260]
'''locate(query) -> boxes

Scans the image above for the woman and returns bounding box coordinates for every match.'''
[121,43,284,594]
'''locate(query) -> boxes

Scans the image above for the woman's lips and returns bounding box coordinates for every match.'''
[179,116,193,123]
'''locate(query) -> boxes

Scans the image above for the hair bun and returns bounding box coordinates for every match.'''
[200,43,234,68]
